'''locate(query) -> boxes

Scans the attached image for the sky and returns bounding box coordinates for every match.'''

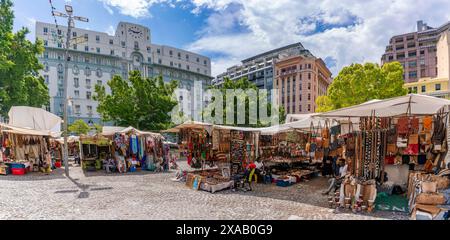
[12,0,450,77]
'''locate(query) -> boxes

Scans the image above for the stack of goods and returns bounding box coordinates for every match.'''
[357,116,388,181]
[185,169,233,193]
[179,129,212,169]
[333,177,377,213]
[408,172,450,220]
[230,130,245,176]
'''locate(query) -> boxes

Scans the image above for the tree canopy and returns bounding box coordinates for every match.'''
[0,0,49,118]
[206,77,285,127]
[68,119,90,135]
[316,62,407,112]
[94,71,178,131]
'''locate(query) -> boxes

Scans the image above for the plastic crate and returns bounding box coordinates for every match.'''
[276,180,291,187]
[11,168,26,175]
[8,163,26,169]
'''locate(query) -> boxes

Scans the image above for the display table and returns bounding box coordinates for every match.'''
[200,180,234,193]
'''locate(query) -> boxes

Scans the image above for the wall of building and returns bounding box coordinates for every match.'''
[36,21,212,125]
[437,31,450,80]
[274,56,332,114]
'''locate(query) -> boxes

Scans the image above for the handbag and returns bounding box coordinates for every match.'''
[387,144,397,154]
[409,134,419,144]
[397,116,409,134]
[397,136,407,148]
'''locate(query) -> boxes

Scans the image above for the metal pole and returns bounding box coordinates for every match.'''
[63,16,73,177]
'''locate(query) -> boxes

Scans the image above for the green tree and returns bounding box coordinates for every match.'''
[94,71,178,131]
[206,77,285,127]
[68,120,90,135]
[0,0,49,117]
[316,62,407,112]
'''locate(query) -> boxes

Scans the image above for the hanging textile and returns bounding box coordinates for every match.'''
[423,116,433,132]
[130,135,138,155]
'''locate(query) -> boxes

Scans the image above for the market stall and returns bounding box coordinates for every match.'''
[0,123,54,175]
[79,135,111,171]
[102,126,166,173]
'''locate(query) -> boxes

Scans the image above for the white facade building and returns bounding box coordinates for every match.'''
[36,21,212,125]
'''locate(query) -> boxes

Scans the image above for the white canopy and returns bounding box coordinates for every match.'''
[260,116,337,135]
[56,136,80,144]
[8,106,62,134]
[102,126,164,139]
[0,123,56,137]
[318,94,450,118]
[285,113,319,123]
[162,121,214,134]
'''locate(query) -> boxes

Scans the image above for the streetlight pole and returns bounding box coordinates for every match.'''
[53,5,88,177]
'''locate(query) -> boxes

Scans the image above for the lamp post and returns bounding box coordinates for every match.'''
[53,5,89,176]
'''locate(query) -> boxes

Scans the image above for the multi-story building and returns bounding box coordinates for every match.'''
[381,20,450,83]
[213,42,315,101]
[403,28,450,99]
[404,77,449,98]
[274,55,332,114]
[36,21,212,124]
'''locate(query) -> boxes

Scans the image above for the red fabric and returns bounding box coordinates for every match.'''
[404,144,419,155]
[248,163,256,169]
[385,156,395,165]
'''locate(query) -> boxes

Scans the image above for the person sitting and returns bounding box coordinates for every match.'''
[104,156,116,173]
[322,159,348,195]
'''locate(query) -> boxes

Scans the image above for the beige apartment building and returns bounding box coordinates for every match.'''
[274,56,332,114]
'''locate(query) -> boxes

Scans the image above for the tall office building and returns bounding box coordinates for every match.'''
[381,20,450,83]
[274,55,332,114]
[213,42,314,101]
[36,21,212,124]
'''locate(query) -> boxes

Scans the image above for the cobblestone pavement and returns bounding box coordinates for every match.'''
[0,162,409,220]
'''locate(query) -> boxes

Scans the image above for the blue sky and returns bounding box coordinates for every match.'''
[11,0,450,77]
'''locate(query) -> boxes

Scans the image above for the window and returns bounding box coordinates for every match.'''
[85,57,90,63]
[186,54,189,60]
[170,61,173,67]
[197,68,200,73]
[147,47,151,53]
[178,63,181,68]
[57,29,62,35]
[109,39,114,45]
[308,73,311,80]
[85,46,89,52]
[43,27,48,34]
[97,80,102,86]
[408,61,417,68]
[204,60,207,66]
[73,32,77,37]
[177,52,181,58]
[186,65,190,70]
[408,51,417,57]
[44,52,48,59]
[57,64,64,73]
[86,79,91,88]
[121,41,125,47]
[44,40,48,46]
[43,75,49,84]
[169,50,173,56]
[74,78,79,88]
[196,57,200,63]
[308,104,311,112]
[96,68,102,78]
[158,59,162,64]
[413,86,418,93]
[420,50,425,55]
[299,105,302,112]
[87,105,93,114]
[308,82,311,90]
[409,71,417,79]
[308,64,312,69]
[157,49,161,54]
[57,42,62,48]
[148,57,151,63]
[85,67,91,76]
[421,85,426,92]
[86,91,92,100]
[84,34,89,41]
[96,47,100,53]
[436,84,441,91]
[73,44,77,50]
[110,50,115,55]
[75,105,81,115]
[134,41,139,49]
[96,35,100,42]
[74,90,79,97]
[308,93,311,101]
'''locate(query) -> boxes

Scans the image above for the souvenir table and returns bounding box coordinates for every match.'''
[185,169,233,193]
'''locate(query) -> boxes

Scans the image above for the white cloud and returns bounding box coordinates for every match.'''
[99,0,171,18]
[106,25,116,36]
[185,0,450,76]
[96,0,450,77]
